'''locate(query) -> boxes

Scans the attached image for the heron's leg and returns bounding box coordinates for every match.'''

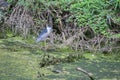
[44,40,47,51]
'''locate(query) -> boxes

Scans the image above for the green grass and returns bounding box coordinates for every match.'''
[0,37,120,80]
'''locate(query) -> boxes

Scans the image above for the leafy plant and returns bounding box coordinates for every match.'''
[68,0,109,34]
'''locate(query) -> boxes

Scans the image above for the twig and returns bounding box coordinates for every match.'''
[76,67,95,80]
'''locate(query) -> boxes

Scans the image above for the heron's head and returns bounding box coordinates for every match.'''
[47,26,52,32]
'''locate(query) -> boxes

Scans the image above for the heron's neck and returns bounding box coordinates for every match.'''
[47,28,51,33]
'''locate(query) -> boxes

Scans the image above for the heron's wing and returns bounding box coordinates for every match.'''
[38,29,47,37]
[36,29,48,42]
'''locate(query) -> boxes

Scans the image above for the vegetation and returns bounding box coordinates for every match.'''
[0,0,120,80]
[1,0,119,53]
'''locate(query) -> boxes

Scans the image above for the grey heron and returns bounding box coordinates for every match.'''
[36,25,52,43]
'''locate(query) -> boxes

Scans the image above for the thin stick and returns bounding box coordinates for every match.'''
[76,67,95,80]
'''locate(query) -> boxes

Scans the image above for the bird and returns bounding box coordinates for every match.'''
[36,25,53,43]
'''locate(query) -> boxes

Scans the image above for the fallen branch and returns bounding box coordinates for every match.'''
[76,67,95,80]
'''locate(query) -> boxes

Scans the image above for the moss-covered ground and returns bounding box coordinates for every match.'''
[0,37,120,80]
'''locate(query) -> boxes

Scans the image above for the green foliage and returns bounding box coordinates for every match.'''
[67,0,109,34]
[109,33,120,38]
[5,0,120,36]
[7,0,13,3]
[108,0,120,12]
